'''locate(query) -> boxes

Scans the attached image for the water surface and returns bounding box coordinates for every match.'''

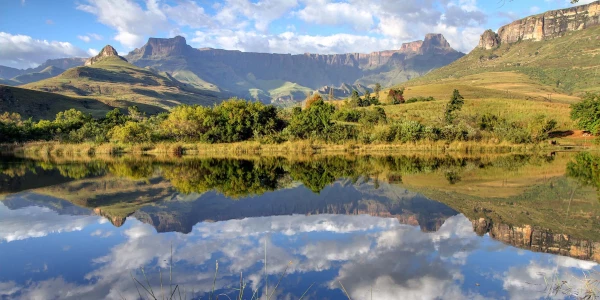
[1,153,599,299]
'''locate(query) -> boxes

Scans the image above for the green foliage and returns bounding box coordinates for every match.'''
[333,109,362,123]
[570,93,600,134]
[567,152,600,196]
[528,114,557,142]
[374,83,381,102]
[359,107,387,127]
[0,92,556,145]
[110,121,153,143]
[445,89,464,124]
[286,98,335,139]
[348,90,361,107]
[333,107,386,127]
[405,96,435,104]
[162,98,283,143]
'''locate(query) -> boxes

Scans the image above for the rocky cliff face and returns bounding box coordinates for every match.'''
[126,34,464,101]
[478,1,600,49]
[85,45,128,66]
[478,30,500,50]
[472,218,600,262]
[420,33,455,54]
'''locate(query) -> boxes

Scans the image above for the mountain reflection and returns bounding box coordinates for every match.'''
[1,153,600,299]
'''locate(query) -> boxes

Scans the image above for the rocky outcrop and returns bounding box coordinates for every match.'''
[478,30,500,50]
[472,218,600,262]
[130,36,191,59]
[478,1,600,49]
[85,45,128,66]
[400,40,424,53]
[420,33,454,54]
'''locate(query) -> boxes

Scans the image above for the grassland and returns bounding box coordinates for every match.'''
[0,84,114,120]
[353,27,600,136]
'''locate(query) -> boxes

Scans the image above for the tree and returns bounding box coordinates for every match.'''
[444,89,464,124]
[388,88,405,104]
[374,83,381,102]
[361,90,372,107]
[305,93,323,109]
[287,98,335,139]
[348,90,360,107]
[128,106,144,121]
[570,93,600,134]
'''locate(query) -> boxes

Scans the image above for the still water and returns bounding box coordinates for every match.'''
[0,153,599,299]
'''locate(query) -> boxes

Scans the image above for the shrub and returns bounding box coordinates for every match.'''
[570,93,600,134]
[333,109,362,122]
[388,88,405,104]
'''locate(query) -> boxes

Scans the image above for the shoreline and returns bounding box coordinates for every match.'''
[0,140,594,159]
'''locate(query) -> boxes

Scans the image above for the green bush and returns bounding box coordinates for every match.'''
[570,93,600,134]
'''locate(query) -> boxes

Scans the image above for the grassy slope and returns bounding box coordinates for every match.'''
[23,57,221,114]
[11,66,65,85]
[362,27,600,131]
[408,26,600,95]
[0,84,114,120]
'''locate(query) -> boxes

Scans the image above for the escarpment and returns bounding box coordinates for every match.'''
[472,218,600,262]
[478,1,599,49]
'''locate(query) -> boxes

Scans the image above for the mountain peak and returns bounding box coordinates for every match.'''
[128,36,191,59]
[85,45,128,66]
[420,33,454,54]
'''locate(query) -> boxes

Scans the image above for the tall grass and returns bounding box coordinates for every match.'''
[1,139,584,158]
[130,244,319,300]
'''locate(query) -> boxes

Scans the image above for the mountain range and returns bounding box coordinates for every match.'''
[125,33,463,103]
[0,33,463,105]
[0,1,598,118]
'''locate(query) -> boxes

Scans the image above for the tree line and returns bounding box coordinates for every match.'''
[0,89,565,145]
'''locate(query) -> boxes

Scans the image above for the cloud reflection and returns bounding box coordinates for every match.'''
[1,210,598,299]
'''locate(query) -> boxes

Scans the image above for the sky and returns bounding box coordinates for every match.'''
[0,0,595,69]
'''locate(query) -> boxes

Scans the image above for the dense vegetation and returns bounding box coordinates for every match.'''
[1,154,553,197]
[0,90,565,146]
[570,93,600,134]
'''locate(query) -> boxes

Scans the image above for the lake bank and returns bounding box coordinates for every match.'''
[0,139,594,158]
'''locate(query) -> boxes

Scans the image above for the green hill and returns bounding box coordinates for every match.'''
[10,66,65,85]
[0,84,113,120]
[22,45,222,115]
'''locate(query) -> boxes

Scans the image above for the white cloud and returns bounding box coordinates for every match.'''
[297,0,374,30]
[76,0,169,49]
[88,33,103,40]
[0,201,98,242]
[0,32,88,69]
[77,35,91,42]
[72,0,487,54]
[87,48,99,56]
[192,30,404,54]
[162,0,213,28]
[215,0,299,32]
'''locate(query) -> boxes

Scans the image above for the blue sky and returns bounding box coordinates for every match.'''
[0,0,593,68]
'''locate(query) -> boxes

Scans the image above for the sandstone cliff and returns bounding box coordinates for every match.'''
[478,1,600,49]
[472,218,600,262]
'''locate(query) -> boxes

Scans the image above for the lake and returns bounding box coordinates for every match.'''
[1,152,599,299]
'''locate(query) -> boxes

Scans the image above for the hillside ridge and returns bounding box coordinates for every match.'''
[478,0,600,49]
